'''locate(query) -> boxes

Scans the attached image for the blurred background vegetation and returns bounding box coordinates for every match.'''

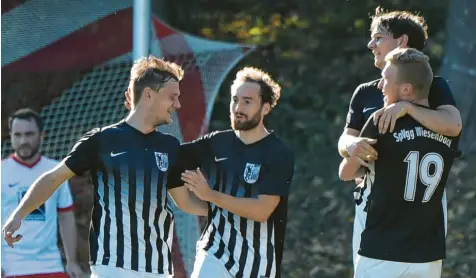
[2,0,474,277]
[162,0,476,277]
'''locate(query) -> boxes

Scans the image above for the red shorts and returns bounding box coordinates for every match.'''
[7,273,68,278]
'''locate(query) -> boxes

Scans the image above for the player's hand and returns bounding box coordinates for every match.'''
[2,214,23,248]
[181,168,213,202]
[65,261,83,278]
[373,101,409,134]
[346,137,378,162]
[124,89,132,111]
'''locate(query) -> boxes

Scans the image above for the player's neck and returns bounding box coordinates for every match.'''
[234,125,270,145]
[410,98,429,108]
[12,152,41,166]
[125,110,157,134]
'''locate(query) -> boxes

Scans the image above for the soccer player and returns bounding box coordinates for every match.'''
[3,56,208,278]
[172,67,294,278]
[337,7,462,266]
[2,108,83,278]
[339,48,460,278]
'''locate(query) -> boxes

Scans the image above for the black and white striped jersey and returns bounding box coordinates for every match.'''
[64,120,181,275]
[173,130,294,278]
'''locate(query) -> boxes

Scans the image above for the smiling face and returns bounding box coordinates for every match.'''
[378,47,434,105]
[367,29,400,69]
[128,56,184,127]
[368,8,428,69]
[146,79,182,126]
[378,62,402,105]
[230,81,269,131]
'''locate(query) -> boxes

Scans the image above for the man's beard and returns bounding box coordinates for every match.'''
[231,110,262,131]
[14,143,40,161]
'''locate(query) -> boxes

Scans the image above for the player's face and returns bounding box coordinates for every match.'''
[230,82,268,131]
[379,63,401,105]
[151,80,181,126]
[10,118,42,160]
[368,28,400,69]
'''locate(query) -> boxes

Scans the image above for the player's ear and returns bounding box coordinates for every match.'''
[402,83,413,98]
[397,34,409,48]
[144,87,153,100]
[262,102,271,116]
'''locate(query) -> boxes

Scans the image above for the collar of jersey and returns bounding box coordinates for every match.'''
[121,119,158,137]
[233,131,275,147]
[10,153,42,168]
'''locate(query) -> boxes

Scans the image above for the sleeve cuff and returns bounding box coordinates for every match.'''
[57,205,74,212]
[259,190,290,197]
[345,123,363,131]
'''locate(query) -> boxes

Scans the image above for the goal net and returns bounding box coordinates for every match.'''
[1,1,254,276]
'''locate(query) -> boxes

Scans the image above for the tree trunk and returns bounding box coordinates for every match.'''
[440,0,476,155]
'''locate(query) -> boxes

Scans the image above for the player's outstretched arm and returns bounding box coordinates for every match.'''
[3,162,75,247]
[168,186,208,216]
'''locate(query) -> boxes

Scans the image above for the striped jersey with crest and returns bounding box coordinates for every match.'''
[171,130,294,278]
[64,120,181,275]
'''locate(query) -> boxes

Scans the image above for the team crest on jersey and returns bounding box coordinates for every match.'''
[154,152,169,172]
[244,163,261,184]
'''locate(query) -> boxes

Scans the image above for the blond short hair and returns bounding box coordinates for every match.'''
[385,48,433,98]
[130,56,184,105]
[232,67,281,109]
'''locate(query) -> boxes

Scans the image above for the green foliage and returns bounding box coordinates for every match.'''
[165,1,476,277]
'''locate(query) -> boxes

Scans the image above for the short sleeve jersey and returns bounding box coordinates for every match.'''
[170,130,294,278]
[1,155,73,276]
[358,111,460,262]
[63,120,181,275]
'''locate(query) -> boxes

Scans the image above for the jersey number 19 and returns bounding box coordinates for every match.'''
[403,151,444,203]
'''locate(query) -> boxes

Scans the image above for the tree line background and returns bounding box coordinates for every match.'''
[1,0,475,277]
[163,0,476,277]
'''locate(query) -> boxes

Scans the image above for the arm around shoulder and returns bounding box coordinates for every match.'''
[406,104,462,137]
[420,77,462,136]
[436,105,462,136]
